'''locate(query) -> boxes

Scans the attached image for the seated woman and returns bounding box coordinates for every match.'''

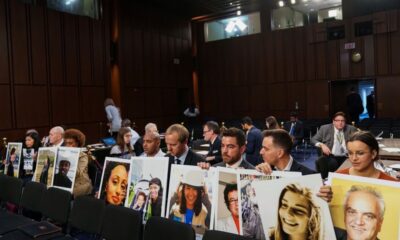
[336,130,397,181]
[265,116,280,130]
[20,131,41,182]
[110,127,134,159]
[64,129,93,197]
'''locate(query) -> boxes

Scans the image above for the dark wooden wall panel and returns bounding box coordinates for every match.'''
[92,21,106,86]
[0,86,12,129]
[64,14,78,86]
[51,87,79,125]
[376,76,400,117]
[375,34,390,75]
[0,0,9,84]
[81,87,105,122]
[294,28,306,81]
[283,30,295,82]
[307,82,329,118]
[268,83,287,110]
[274,31,284,82]
[15,86,49,128]
[162,88,180,116]
[47,10,64,85]
[327,41,339,80]
[287,82,306,111]
[315,43,327,80]
[79,18,93,86]
[391,15,400,74]
[29,6,47,85]
[10,0,29,84]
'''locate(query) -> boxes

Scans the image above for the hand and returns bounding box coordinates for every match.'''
[317,185,333,202]
[256,162,273,175]
[197,162,210,170]
[205,156,215,162]
[320,144,331,156]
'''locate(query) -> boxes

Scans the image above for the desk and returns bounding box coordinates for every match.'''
[378,138,400,160]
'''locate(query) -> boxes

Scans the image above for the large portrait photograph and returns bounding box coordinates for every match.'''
[32,147,57,187]
[328,173,400,240]
[237,169,301,239]
[5,142,23,178]
[98,157,132,206]
[214,168,239,235]
[253,174,336,240]
[126,157,169,221]
[166,165,216,235]
[51,147,80,192]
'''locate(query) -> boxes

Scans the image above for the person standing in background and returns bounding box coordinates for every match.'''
[367,91,375,119]
[104,98,122,139]
[346,87,364,124]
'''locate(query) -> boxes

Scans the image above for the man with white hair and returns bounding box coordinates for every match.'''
[48,126,64,147]
[145,123,158,133]
[335,185,385,240]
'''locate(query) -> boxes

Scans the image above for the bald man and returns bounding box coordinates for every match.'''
[48,126,64,147]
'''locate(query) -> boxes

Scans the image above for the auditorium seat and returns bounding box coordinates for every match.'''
[101,204,142,240]
[143,217,195,240]
[203,230,254,240]
[40,187,72,232]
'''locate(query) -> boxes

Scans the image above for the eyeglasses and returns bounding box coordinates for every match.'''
[334,119,346,122]
[203,130,211,134]
[228,198,238,205]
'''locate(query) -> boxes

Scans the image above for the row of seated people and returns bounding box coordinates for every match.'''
[1,112,399,239]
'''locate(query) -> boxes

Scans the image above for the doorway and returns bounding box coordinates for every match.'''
[329,79,375,122]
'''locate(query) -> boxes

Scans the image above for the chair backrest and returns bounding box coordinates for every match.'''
[20,181,47,212]
[0,174,8,202]
[40,187,72,225]
[1,176,23,205]
[101,204,142,240]
[203,230,254,240]
[143,217,195,240]
[69,195,105,234]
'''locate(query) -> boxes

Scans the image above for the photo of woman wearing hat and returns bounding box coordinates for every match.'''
[169,169,209,234]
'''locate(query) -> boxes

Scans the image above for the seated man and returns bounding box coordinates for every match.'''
[283,111,304,147]
[141,131,164,157]
[203,121,222,165]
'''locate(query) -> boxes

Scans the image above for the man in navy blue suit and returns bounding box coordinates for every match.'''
[203,121,222,165]
[241,116,263,166]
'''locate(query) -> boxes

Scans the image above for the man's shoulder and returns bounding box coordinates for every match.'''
[240,160,255,169]
[290,160,316,175]
[212,161,225,167]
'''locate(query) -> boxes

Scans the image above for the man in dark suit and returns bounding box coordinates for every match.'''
[283,111,304,147]
[256,129,315,175]
[311,111,357,179]
[241,116,263,166]
[165,123,204,166]
[198,127,254,170]
[346,87,364,123]
[203,121,222,165]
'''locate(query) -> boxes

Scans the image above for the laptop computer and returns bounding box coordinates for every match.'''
[101,137,116,146]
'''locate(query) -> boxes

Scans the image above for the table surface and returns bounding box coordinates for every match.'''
[378,138,400,160]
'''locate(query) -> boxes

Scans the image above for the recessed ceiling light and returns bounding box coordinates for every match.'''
[237,6,241,9]
[291,0,296,4]
[230,2,233,5]
[278,1,284,7]
[237,10,242,15]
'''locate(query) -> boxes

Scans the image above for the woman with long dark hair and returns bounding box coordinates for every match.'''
[21,132,41,181]
[110,127,134,159]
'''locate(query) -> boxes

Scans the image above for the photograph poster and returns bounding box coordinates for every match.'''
[253,174,336,240]
[126,157,169,221]
[5,142,23,178]
[22,148,36,174]
[328,173,400,240]
[166,164,216,235]
[237,169,301,239]
[32,147,57,187]
[98,157,132,206]
[51,147,80,192]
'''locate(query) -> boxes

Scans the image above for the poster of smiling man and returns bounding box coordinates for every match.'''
[126,157,169,221]
[253,174,335,240]
[99,157,132,206]
[32,147,57,187]
[328,173,400,240]
[237,169,301,239]
[167,165,216,235]
[51,147,80,192]
[5,142,23,178]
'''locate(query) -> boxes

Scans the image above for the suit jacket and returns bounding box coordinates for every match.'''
[289,160,316,175]
[166,148,205,167]
[245,127,263,165]
[283,120,304,141]
[207,136,222,165]
[311,123,357,150]
[213,159,255,169]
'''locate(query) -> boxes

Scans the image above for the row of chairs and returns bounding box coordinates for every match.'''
[0,174,251,240]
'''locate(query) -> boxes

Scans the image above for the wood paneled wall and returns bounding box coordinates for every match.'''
[196,9,400,121]
[117,1,192,133]
[0,0,111,143]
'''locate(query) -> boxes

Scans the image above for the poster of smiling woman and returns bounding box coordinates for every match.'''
[237,169,301,239]
[98,157,132,206]
[167,165,216,235]
[125,157,169,221]
[253,174,335,240]
[328,173,400,240]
